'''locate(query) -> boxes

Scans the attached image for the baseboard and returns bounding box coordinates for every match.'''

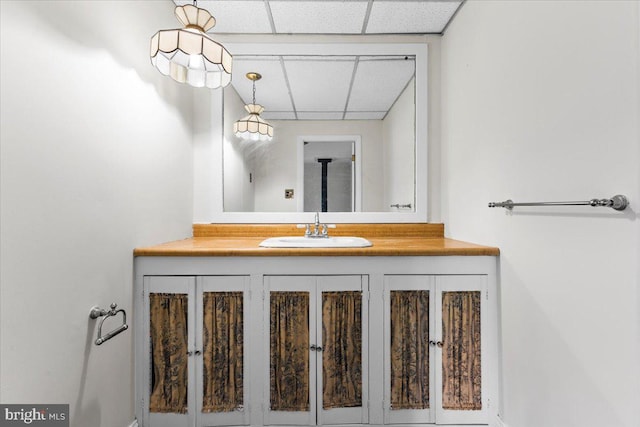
[127,420,138,427]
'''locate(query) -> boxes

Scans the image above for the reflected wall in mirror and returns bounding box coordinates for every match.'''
[223,54,416,213]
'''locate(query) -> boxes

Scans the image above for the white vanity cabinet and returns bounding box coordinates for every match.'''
[381,275,489,425]
[264,275,368,426]
[140,275,252,427]
[134,255,500,427]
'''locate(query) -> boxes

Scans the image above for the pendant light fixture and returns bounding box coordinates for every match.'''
[150,1,232,89]
[233,72,274,142]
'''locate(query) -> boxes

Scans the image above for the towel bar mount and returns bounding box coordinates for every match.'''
[89,303,128,346]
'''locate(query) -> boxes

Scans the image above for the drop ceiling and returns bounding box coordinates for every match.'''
[173,1,464,119]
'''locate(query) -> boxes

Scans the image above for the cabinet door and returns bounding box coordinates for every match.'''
[197,276,251,427]
[383,275,435,424]
[317,276,368,426]
[264,276,368,426]
[434,275,488,425]
[143,276,196,427]
[383,275,488,426]
[264,276,317,426]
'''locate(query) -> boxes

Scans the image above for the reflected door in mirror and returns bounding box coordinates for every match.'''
[303,141,355,212]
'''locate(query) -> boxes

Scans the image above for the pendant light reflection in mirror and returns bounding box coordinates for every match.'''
[233,72,274,142]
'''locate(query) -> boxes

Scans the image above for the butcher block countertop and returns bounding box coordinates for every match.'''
[134,224,499,257]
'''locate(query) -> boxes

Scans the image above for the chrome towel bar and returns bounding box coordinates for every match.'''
[89,303,128,345]
[488,194,629,211]
[390,203,412,209]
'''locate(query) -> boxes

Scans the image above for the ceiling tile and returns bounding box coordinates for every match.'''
[169,1,453,121]
[263,112,297,120]
[344,111,387,120]
[347,57,415,112]
[366,1,462,33]
[297,112,345,120]
[173,1,463,35]
[231,57,292,112]
[269,1,369,34]
[284,58,355,112]
[175,0,273,33]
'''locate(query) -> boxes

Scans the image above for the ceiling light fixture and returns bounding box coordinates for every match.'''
[150,1,232,89]
[233,72,274,142]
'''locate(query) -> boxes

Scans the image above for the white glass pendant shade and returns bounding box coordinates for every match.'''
[150,4,232,89]
[233,104,274,142]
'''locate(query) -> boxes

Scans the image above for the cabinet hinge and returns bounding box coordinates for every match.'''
[262,290,266,301]
[382,400,385,410]
[486,289,489,300]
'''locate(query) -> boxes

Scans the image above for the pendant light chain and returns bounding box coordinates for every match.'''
[252,80,257,105]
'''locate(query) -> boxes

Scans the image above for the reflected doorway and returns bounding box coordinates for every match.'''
[297,136,362,213]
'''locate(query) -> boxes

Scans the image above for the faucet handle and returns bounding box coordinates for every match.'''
[321,224,336,236]
[296,224,312,236]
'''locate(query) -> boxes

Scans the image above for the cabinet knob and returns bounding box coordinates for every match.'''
[186,351,193,356]
[429,340,436,347]
[316,346,323,352]
[310,344,317,351]
[436,341,444,348]
[195,350,202,356]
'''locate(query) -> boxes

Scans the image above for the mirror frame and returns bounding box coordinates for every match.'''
[194,41,428,223]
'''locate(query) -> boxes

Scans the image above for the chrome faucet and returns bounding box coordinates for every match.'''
[301,212,334,238]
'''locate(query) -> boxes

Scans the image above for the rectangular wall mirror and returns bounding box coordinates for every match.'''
[195,41,428,223]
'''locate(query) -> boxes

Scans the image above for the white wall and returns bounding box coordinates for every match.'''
[440,1,640,426]
[0,1,196,426]
[223,85,255,212]
[383,77,416,212]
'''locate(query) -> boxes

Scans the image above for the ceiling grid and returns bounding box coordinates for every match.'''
[174,0,463,120]
[342,57,361,120]
[360,1,374,34]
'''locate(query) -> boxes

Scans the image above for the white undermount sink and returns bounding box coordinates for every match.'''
[259,236,372,248]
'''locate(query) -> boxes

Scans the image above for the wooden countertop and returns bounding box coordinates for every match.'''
[134,224,499,257]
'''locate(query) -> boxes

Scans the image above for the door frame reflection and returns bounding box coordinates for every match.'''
[297,135,362,213]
